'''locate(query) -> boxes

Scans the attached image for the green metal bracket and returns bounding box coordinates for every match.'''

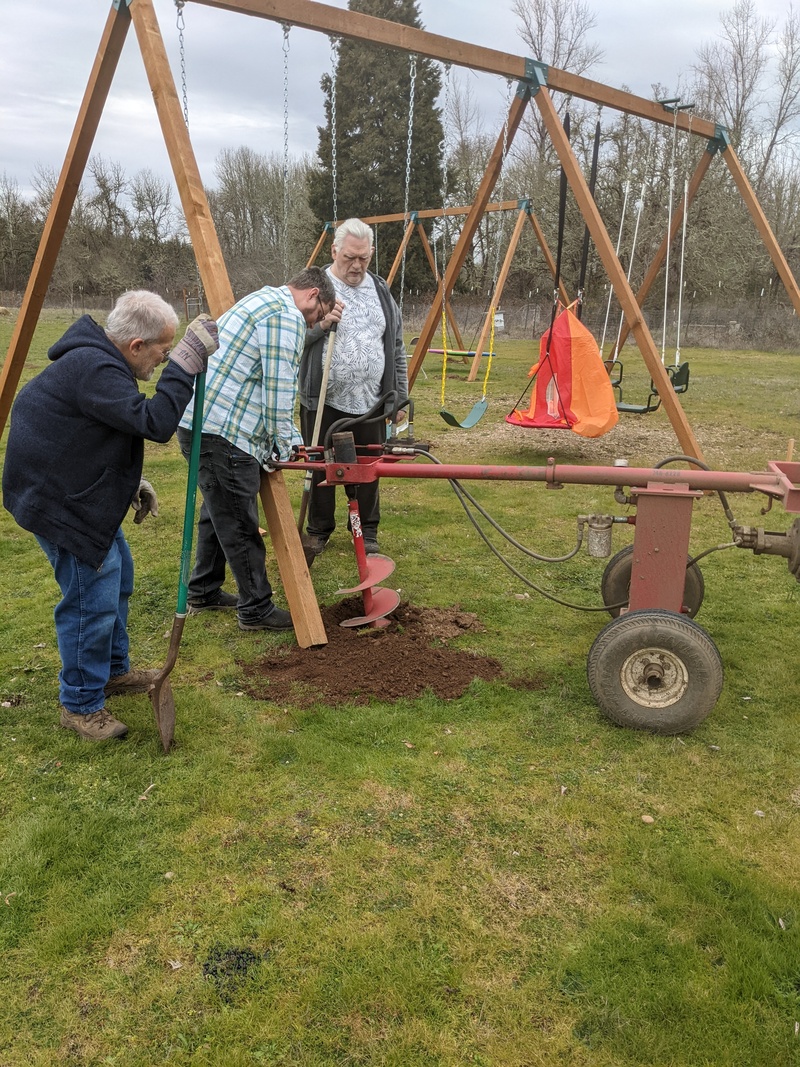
[409,211,419,223]
[707,125,731,154]
[323,221,334,232]
[518,198,531,212]
[518,58,548,98]
[112,0,132,8]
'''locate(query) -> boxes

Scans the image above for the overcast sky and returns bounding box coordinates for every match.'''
[1,0,793,199]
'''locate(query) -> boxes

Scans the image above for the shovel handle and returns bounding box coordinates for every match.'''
[297,322,337,534]
[176,371,206,614]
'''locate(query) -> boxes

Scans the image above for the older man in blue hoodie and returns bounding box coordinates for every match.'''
[2,291,218,741]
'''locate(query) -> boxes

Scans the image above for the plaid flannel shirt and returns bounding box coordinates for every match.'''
[180,285,305,466]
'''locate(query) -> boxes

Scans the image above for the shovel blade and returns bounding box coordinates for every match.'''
[150,675,176,753]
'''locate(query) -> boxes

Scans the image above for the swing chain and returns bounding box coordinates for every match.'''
[399,53,417,315]
[438,64,452,407]
[174,1,189,129]
[329,36,339,225]
[174,0,204,310]
[282,23,291,279]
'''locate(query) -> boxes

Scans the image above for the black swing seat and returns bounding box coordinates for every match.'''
[609,360,690,414]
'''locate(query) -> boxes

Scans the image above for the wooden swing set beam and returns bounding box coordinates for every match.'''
[193,0,717,138]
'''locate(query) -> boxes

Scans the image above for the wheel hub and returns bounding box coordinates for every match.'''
[619,646,689,708]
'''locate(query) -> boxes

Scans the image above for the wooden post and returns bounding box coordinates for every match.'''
[385,218,416,287]
[534,84,705,462]
[306,225,332,268]
[0,5,131,437]
[259,472,327,647]
[130,0,326,646]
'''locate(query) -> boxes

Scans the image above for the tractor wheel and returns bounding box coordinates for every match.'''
[587,609,723,735]
[600,544,705,619]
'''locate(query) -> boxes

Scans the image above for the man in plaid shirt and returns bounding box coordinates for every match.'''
[177,267,336,633]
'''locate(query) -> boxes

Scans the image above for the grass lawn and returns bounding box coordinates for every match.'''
[1,309,799,1065]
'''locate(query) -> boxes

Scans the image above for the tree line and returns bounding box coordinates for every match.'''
[2,0,800,345]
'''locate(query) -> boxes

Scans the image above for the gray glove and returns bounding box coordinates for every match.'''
[168,313,219,376]
[131,479,158,524]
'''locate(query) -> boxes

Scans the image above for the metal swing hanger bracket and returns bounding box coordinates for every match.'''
[113,0,133,8]
[517,58,548,98]
[707,125,732,155]
[659,98,696,114]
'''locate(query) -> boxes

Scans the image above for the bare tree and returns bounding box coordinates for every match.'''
[512,0,603,75]
[755,6,800,189]
[87,156,130,240]
[693,0,773,151]
[512,0,604,166]
[130,169,176,245]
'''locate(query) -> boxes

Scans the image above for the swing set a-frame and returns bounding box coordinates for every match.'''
[2,0,800,551]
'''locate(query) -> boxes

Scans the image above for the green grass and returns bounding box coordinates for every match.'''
[1,310,799,1065]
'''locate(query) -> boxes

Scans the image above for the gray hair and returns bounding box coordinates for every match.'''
[288,266,336,308]
[106,290,180,344]
[332,217,374,251]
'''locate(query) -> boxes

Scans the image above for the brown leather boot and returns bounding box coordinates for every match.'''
[59,707,128,740]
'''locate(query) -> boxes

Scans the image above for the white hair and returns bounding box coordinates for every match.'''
[105,290,179,344]
[332,218,374,251]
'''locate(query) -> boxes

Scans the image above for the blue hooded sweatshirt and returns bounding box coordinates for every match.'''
[2,314,194,568]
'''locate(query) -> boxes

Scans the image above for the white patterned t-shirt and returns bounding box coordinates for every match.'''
[325,269,386,414]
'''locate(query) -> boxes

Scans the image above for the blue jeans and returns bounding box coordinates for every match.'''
[176,429,275,623]
[36,528,133,715]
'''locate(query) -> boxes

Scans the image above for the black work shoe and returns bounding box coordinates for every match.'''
[105,667,159,697]
[238,604,294,632]
[363,538,380,555]
[187,590,239,615]
[60,706,128,740]
[302,534,329,568]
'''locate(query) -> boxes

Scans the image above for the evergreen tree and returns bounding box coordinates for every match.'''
[308,0,444,296]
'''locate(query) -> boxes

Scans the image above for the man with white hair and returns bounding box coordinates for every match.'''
[2,291,218,740]
[299,217,409,560]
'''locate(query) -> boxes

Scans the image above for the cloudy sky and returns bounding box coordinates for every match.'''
[1,0,793,198]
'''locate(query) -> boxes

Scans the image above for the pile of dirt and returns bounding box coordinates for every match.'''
[238,600,543,708]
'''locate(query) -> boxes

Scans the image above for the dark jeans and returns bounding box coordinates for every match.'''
[36,528,133,714]
[300,404,383,540]
[176,429,275,623]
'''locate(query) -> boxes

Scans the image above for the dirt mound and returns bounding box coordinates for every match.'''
[238,600,543,708]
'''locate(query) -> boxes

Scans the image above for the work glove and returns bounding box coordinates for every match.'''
[131,478,158,524]
[168,313,219,376]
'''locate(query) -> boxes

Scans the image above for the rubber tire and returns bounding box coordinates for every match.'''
[601,544,705,619]
[587,609,724,735]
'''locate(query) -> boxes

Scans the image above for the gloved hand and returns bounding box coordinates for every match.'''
[131,479,158,524]
[168,314,219,376]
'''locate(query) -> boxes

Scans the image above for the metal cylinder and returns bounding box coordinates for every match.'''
[586,514,614,557]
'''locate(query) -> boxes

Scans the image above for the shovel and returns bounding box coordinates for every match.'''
[149,371,206,752]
